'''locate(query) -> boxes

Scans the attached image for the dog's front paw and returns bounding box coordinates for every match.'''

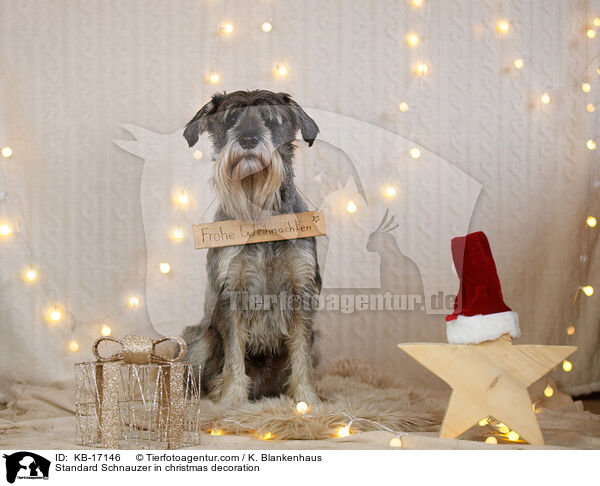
[220,381,248,407]
[291,384,320,406]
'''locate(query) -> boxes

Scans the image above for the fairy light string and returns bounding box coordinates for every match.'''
[501,1,599,358]
[392,0,597,429]
[206,0,286,85]
[0,148,148,350]
[557,2,600,362]
[207,405,525,446]
[213,408,408,444]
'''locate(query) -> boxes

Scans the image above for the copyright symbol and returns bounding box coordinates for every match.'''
[136,454,143,461]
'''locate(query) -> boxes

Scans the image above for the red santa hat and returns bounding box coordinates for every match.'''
[446,231,520,344]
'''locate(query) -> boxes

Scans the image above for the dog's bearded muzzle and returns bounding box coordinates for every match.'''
[213,138,284,220]
[230,151,270,181]
[218,138,276,179]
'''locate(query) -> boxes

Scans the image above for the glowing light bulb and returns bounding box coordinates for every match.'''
[346,200,357,214]
[478,417,489,427]
[496,20,510,34]
[1,146,12,158]
[587,139,596,150]
[128,296,140,308]
[389,437,402,447]
[582,285,594,296]
[262,22,272,32]
[261,432,272,440]
[507,431,520,441]
[159,262,171,274]
[210,427,223,436]
[296,401,308,415]
[409,148,421,159]
[68,339,80,352]
[410,0,423,7]
[101,324,112,336]
[514,58,524,69]
[562,360,572,372]
[587,216,597,227]
[497,423,509,434]
[540,92,551,104]
[415,62,429,76]
[50,309,61,321]
[544,385,554,397]
[406,33,420,47]
[384,185,397,198]
[566,325,576,335]
[485,436,498,444]
[582,82,592,93]
[193,150,203,160]
[337,425,351,438]
[587,28,596,39]
[221,23,233,34]
[587,103,596,113]
[398,102,409,112]
[0,224,12,236]
[275,64,288,77]
[594,18,600,27]
[178,193,189,205]
[172,227,184,239]
[208,72,220,84]
[25,268,37,281]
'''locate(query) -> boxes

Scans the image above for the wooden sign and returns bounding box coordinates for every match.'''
[193,210,327,249]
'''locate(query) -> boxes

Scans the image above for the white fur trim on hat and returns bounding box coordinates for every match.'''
[446,311,520,344]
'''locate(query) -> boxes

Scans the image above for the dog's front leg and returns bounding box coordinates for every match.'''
[219,312,249,406]
[285,311,319,404]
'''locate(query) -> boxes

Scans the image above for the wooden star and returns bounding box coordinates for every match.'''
[398,334,577,444]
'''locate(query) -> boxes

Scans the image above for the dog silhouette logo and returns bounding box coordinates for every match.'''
[2,452,51,483]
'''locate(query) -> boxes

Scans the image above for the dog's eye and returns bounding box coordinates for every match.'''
[225,111,239,126]
[264,117,281,128]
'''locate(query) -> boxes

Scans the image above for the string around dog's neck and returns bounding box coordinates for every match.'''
[198,195,217,222]
[295,185,318,212]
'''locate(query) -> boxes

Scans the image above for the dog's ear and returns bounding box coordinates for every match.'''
[183,93,225,147]
[280,93,319,147]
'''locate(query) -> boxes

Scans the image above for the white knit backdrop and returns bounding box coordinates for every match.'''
[0,0,599,399]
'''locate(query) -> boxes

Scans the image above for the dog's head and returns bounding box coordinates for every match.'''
[183,90,319,219]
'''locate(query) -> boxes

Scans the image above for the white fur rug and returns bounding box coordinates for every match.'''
[198,359,444,440]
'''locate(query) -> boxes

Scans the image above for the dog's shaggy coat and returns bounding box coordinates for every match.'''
[182,90,322,406]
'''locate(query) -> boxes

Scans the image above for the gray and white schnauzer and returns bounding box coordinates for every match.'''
[182,90,321,406]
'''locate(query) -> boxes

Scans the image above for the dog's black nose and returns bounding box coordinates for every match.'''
[239,133,260,149]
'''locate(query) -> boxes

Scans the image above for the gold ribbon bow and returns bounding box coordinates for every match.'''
[91,335,189,449]
[93,335,187,365]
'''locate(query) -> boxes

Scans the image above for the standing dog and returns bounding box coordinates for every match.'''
[182,90,321,406]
